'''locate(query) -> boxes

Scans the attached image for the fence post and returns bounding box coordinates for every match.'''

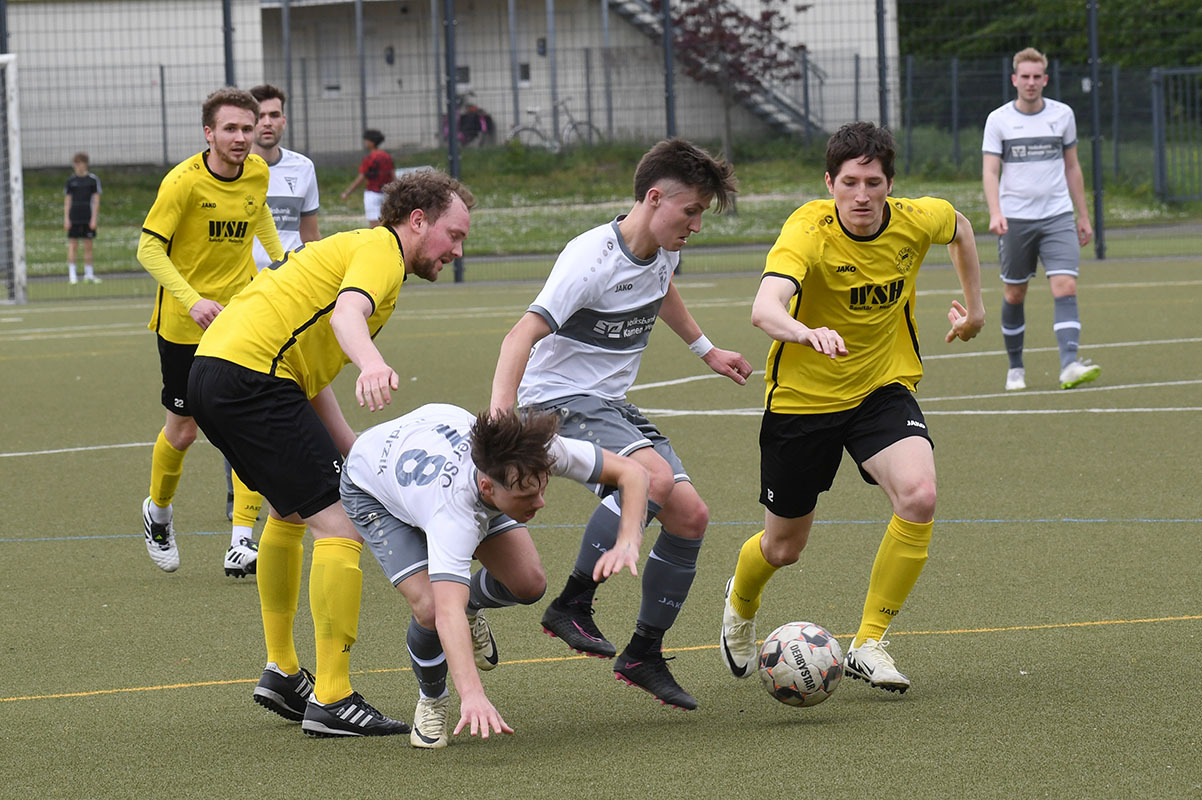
[547,0,559,144]
[854,53,861,121]
[282,0,294,150]
[1001,55,1009,103]
[904,54,912,174]
[601,0,613,137]
[508,0,520,132]
[443,0,464,282]
[1111,64,1119,179]
[1087,1,1104,259]
[801,48,811,145]
[159,64,169,166]
[1150,69,1165,199]
[950,56,959,167]
[222,0,235,86]
[662,0,676,137]
[875,0,887,127]
[300,57,310,154]
[356,0,367,137]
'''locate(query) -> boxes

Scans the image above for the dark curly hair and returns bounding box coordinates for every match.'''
[470,409,560,490]
[378,170,476,228]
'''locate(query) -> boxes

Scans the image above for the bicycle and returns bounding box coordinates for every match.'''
[507,98,605,152]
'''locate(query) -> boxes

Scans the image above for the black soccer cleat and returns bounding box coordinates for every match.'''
[541,598,617,658]
[301,692,411,738]
[613,649,698,710]
[253,664,315,722]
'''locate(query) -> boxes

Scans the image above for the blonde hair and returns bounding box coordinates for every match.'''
[1013,47,1048,73]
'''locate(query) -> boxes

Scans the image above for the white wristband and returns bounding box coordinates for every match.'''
[688,334,714,357]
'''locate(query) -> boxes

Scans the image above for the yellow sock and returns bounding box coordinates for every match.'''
[730,531,780,619]
[230,469,263,530]
[853,515,932,648]
[258,517,307,675]
[309,537,363,704]
[148,428,187,507]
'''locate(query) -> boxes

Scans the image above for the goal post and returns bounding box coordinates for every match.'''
[0,54,26,305]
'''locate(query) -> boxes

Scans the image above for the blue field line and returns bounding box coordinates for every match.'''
[4,516,1199,544]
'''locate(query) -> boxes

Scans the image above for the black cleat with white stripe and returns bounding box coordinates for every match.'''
[301,692,411,738]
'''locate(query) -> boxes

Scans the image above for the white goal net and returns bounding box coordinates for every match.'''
[1,54,26,304]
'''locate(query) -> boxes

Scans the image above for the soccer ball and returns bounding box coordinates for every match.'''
[757,621,843,707]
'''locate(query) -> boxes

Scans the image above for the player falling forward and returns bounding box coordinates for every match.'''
[342,404,649,747]
[720,122,985,694]
[491,138,751,710]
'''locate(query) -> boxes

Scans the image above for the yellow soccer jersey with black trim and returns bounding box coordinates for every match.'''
[195,226,406,397]
[142,151,275,344]
[762,196,957,414]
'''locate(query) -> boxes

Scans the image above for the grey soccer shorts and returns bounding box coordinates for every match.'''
[998,211,1080,284]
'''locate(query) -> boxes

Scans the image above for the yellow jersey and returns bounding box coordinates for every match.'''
[762,196,957,414]
[195,226,406,397]
[141,151,280,344]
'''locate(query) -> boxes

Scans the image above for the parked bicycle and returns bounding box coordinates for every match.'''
[507,98,605,152]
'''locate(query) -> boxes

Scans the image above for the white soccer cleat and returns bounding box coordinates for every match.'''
[468,610,499,670]
[142,496,179,572]
[845,638,910,693]
[1004,367,1026,391]
[224,537,259,578]
[1059,359,1101,390]
[410,694,451,749]
[720,577,757,679]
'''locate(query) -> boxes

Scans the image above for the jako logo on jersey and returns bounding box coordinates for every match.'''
[849,278,905,308]
[199,201,217,209]
[615,283,634,292]
[208,220,249,239]
[835,264,857,273]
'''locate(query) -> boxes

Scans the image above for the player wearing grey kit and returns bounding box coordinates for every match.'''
[490,139,750,710]
[342,404,649,747]
[983,47,1100,391]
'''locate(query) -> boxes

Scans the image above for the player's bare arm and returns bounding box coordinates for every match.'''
[945,210,987,343]
[310,385,355,457]
[431,580,513,740]
[751,275,847,359]
[1062,146,1093,246]
[658,281,752,384]
[299,213,321,244]
[982,153,1007,235]
[489,311,552,414]
[329,290,399,411]
[591,450,652,581]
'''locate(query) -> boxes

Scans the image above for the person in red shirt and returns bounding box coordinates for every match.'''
[341,129,396,227]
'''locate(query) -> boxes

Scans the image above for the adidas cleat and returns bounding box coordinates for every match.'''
[142,496,179,572]
[301,692,410,738]
[224,537,259,578]
[253,663,314,722]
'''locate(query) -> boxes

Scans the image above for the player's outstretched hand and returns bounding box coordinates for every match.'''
[189,298,224,330]
[356,363,399,411]
[945,300,984,343]
[702,347,753,385]
[593,541,640,581]
[453,696,514,741]
[799,326,847,359]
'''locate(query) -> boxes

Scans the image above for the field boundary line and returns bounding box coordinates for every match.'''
[5,614,1198,705]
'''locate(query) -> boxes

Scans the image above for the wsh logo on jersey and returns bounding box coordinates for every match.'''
[208,219,249,242]
[849,278,905,310]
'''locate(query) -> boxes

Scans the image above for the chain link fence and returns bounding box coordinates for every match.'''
[3,0,1198,300]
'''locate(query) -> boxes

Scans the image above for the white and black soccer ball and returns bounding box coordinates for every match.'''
[757,621,843,707]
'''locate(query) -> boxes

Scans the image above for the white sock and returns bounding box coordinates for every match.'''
[84,264,95,279]
[149,502,172,525]
[231,525,254,548]
[68,263,77,280]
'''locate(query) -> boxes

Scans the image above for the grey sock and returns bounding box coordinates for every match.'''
[1001,299,1025,369]
[1053,294,1081,369]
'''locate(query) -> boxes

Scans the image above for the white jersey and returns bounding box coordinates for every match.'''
[343,403,603,583]
[518,217,678,406]
[982,98,1077,220]
[253,147,320,269]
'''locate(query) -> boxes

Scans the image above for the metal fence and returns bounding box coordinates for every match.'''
[2,0,1199,299]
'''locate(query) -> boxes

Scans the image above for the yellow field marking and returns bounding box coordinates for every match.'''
[3,614,1198,704]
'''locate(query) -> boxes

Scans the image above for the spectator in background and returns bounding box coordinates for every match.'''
[341,129,395,227]
[64,152,101,284]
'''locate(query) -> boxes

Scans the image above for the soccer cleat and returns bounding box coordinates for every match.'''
[301,692,411,738]
[253,663,314,722]
[410,695,451,749]
[224,537,259,578]
[1004,367,1026,391]
[614,649,698,710]
[720,577,757,679]
[141,496,179,572]
[83,275,102,284]
[468,610,499,671]
[844,638,910,693]
[68,274,79,285]
[1059,359,1101,390]
[540,598,617,658]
